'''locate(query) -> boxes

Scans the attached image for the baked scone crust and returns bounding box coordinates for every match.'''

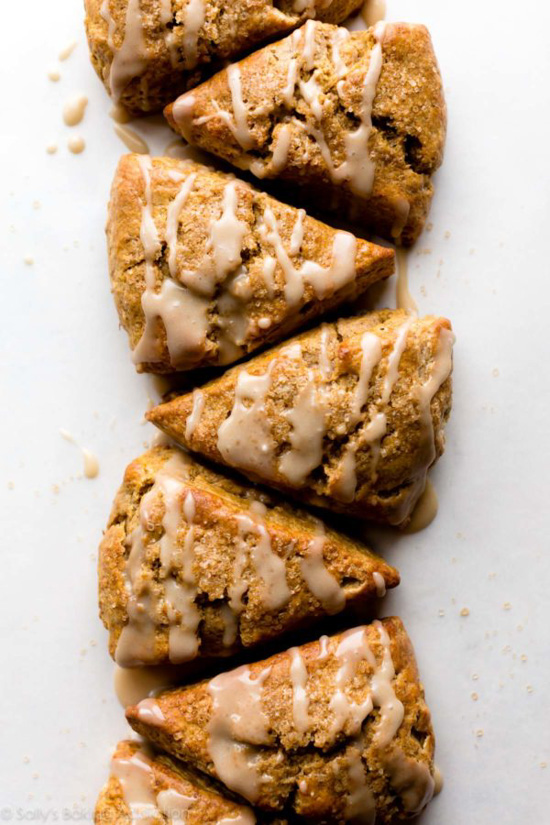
[94,739,256,824]
[85,0,364,115]
[126,618,436,822]
[165,21,446,245]
[146,310,454,526]
[108,154,394,373]
[99,446,399,666]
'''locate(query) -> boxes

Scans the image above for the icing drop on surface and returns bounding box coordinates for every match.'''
[289,647,310,734]
[395,250,418,314]
[113,123,149,153]
[299,534,346,614]
[185,389,204,440]
[403,478,438,533]
[113,663,180,707]
[101,0,147,103]
[83,448,100,478]
[235,511,291,611]
[433,765,444,795]
[207,665,272,802]
[181,0,206,69]
[344,747,376,825]
[67,135,85,154]
[63,94,88,126]
[278,370,326,485]
[372,571,386,597]
[59,40,77,61]
[361,0,387,27]
[217,362,277,476]
[110,103,132,123]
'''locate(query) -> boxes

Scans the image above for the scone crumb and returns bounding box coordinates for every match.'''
[460,607,470,617]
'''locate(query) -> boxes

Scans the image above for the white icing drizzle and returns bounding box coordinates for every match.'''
[278,368,327,485]
[370,621,405,746]
[132,161,210,369]
[166,173,197,277]
[331,27,350,86]
[318,634,330,660]
[289,209,306,255]
[111,749,195,824]
[299,533,345,614]
[115,453,202,666]
[101,0,147,103]
[289,647,310,734]
[217,362,277,476]
[262,257,277,297]
[271,124,293,172]
[261,205,357,307]
[227,65,254,149]
[328,628,375,738]
[208,181,248,279]
[344,747,376,825]
[207,665,272,802]
[158,0,178,68]
[185,388,204,440]
[391,197,411,241]
[181,0,206,70]
[373,571,386,597]
[318,324,333,377]
[383,749,435,813]
[304,22,386,196]
[283,57,299,107]
[302,20,317,71]
[235,511,291,611]
[299,73,325,120]
[415,327,455,466]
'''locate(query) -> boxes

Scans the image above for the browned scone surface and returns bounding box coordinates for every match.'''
[94,739,258,823]
[100,446,399,666]
[146,310,454,526]
[126,618,436,822]
[85,0,364,115]
[165,21,446,245]
[108,154,394,373]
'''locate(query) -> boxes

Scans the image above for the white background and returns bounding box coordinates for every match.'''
[1,1,549,821]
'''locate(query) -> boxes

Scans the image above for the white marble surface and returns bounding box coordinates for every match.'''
[1,0,549,821]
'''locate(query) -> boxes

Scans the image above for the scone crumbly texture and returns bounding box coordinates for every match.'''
[99,446,399,666]
[165,21,446,245]
[147,310,454,526]
[94,739,256,824]
[107,154,394,373]
[85,0,364,115]
[126,618,436,823]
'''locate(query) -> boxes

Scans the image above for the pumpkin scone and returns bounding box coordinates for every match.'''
[95,739,259,824]
[100,446,398,667]
[126,618,436,822]
[85,0,364,115]
[108,154,394,373]
[165,21,446,245]
[146,310,454,527]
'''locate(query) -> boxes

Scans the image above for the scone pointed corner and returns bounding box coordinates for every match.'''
[163,100,177,131]
[145,398,187,440]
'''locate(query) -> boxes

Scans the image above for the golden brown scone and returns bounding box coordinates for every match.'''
[94,739,257,824]
[146,310,454,526]
[100,445,399,667]
[85,0,364,115]
[165,21,446,245]
[108,154,394,373]
[126,618,436,822]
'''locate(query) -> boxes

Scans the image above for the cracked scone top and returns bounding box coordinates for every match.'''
[108,154,394,373]
[165,21,446,245]
[99,446,399,667]
[85,0,364,115]
[147,310,455,526]
[126,618,436,822]
[95,739,258,824]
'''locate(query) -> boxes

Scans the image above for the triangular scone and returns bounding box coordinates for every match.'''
[108,154,394,373]
[94,739,258,824]
[126,618,436,822]
[85,0,365,116]
[147,310,454,526]
[164,21,446,245]
[100,446,398,667]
